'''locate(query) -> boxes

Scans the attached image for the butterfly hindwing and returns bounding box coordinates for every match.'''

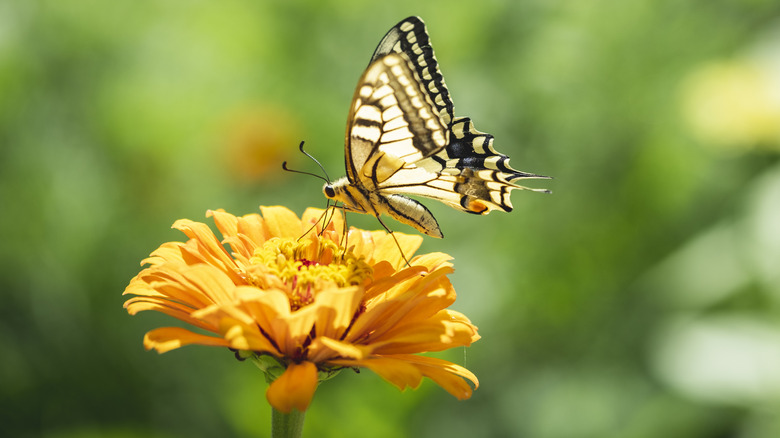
[413,116,549,213]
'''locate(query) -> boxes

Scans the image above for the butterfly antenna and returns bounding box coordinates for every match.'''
[281,141,333,183]
[281,161,329,183]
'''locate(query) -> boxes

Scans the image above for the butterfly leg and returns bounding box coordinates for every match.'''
[299,205,332,242]
[338,204,350,258]
[372,214,412,267]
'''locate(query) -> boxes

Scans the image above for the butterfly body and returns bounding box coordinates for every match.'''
[324,174,443,238]
[323,17,548,238]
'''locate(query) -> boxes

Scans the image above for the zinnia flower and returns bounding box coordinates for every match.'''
[123,206,479,413]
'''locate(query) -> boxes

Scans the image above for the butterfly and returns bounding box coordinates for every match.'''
[322,16,548,239]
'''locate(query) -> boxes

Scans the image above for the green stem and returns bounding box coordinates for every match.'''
[271,407,306,438]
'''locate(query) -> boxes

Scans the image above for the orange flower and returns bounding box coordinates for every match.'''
[124,206,479,413]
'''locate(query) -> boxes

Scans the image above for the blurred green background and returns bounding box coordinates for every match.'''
[3,0,780,437]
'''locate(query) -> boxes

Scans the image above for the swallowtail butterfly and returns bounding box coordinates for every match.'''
[323,16,548,238]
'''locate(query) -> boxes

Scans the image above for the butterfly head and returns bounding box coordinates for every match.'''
[323,183,336,199]
[323,177,368,214]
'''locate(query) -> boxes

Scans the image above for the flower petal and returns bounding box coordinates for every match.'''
[369,310,479,354]
[390,354,479,399]
[274,303,319,354]
[172,219,243,283]
[312,286,362,339]
[369,230,422,267]
[143,327,230,353]
[308,336,373,362]
[207,209,239,237]
[266,361,318,413]
[301,207,344,241]
[223,319,281,355]
[123,297,214,332]
[329,357,423,392]
[140,242,187,267]
[328,354,478,400]
[410,251,453,272]
[260,206,302,238]
[208,209,268,259]
[236,288,292,343]
[348,267,455,343]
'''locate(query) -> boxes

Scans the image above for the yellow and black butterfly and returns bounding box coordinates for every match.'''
[322,16,549,238]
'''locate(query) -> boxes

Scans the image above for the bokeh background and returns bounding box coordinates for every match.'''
[3,0,780,437]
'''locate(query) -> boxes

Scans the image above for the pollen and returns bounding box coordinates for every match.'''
[248,236,372,309]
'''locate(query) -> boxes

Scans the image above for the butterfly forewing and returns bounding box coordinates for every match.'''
[346,53,448,184]
[370,17,454,128]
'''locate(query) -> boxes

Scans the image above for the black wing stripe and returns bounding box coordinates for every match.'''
[443,117,549,181]
[370,17,454,128]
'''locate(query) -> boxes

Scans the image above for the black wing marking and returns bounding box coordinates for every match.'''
[441,117,548,182]
[370,16,454,128]
[379,117,549,214]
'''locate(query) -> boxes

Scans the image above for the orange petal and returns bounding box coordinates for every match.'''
[348,268,454,343]
[209,209,267,259]
[141,242,187,267]
[369,312,478,354]
[369,260,397,282]
[134,265,218,306]
[207,209,238,238]
[260,206,302,238]
[312,286,362,339]
[392,354,479,399]
[328,355,478,400]
[329,357,423,391]
[236,288,292,342]
[172,219,238,272]
[236,213,267,243]
[124,298,215,332]
[308,336,372,362]
[143,327,230,353]
[266,361,318,413]
[409,252,453,272]
[419,365,476,400]
[274,303,319,354]
[368,231,422,268]
[223,320,281,355]
[300,208,343,240]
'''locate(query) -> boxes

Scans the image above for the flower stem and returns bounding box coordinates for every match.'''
[271,407,306,438]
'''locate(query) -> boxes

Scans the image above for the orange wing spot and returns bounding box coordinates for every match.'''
[467,199,489,214]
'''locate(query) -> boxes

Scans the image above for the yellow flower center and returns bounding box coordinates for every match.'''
[249,236,372,309]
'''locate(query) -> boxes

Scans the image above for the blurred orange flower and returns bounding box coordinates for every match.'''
[124,206,479,413]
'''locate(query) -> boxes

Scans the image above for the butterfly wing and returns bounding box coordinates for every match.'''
[366,17,549,214]
[336,53,449,238]
[370,16,454,128]
[345,53,448,185]
[380,117,549,215]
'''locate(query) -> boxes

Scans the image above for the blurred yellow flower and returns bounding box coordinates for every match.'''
[681,60,780,150]
[124,206,479,413]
